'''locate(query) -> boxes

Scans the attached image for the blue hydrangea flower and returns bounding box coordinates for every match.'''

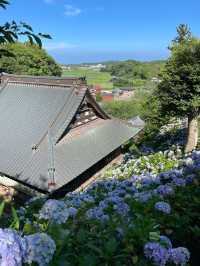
[155,201,171,214]
[172,178,186,187]
[113,201,130,216]
[65,192,94,207]
[23,233,56,266]
[135,191,153,203]
[86,207,109,222]
[68,207,78,217]
[144,242,169,266]
[38,199,69,224]
[0,229,25,266]
[156,185,174,197]
[168,247,190,265]
[185,175,195,184]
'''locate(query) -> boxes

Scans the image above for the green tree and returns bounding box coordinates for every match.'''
[0,42,62,76]
[172,24,192,45]
[0,0,51,48]
[156,25,200,152]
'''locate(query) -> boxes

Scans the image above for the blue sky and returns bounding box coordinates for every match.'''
[0,0,200,63]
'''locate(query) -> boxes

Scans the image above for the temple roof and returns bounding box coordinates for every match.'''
[0,74,143,193]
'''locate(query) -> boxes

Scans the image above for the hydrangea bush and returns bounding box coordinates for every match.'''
[0,148,200,265]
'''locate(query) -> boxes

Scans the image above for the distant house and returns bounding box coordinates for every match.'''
[119,87,133,92]
[0,73,143,197]
[151,77,161,83]
[88,64,106,70]
[101,91,113,102]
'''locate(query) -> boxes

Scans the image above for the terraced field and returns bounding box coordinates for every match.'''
[62,67,113,89]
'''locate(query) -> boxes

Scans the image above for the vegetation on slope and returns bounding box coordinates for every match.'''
[101,60,165,86]
[102,89,149,120]
[0,42,62,76]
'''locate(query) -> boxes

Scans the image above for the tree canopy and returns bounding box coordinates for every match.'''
[0,42,62,76]
[157,29,200,119]
[155,24,200,152]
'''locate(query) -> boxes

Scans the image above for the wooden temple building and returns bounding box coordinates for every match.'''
[0,73,143,197]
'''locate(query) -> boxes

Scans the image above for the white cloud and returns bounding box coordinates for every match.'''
[44,42,78,51]
[64,4,82,17]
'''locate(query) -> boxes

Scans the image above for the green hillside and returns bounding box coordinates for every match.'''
[62,60,165,90]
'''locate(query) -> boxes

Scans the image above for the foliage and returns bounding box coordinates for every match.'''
[0,0,51,48]
[156,37,200,119]
[96,92,102,102]
[102,89,149,120]
[152,24,200,152]
[0,42,62,76]
[171,24,192,47]
[102,60,165,82]
[113,77,133,88]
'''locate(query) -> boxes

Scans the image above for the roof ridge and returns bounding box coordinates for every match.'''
[1,72,86,81]
[34,88,76,149]
[52,88,87,144]
[7,80,73,88]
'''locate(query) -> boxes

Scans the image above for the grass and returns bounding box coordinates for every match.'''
[62,67,113,90]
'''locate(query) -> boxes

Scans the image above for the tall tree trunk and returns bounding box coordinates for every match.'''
[184,114,199,153]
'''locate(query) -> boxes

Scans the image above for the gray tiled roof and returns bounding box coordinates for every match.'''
[0,73,86,87]
[0,79,142,193]
[20,120,141,191]
[0,83,73,177]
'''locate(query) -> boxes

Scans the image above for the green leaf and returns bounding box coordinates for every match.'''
[132,255,138,264]
[104,237,118,256]
[149,232,160,242]
[23,223,35,234]
[0,201,5,218]
[10,206,20,230]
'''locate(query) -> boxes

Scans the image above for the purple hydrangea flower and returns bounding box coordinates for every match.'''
[144,242,169,266]
[155,201,171,214]
[0,229,25,266]
[23,233,56,266]
[168,247,190,265]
